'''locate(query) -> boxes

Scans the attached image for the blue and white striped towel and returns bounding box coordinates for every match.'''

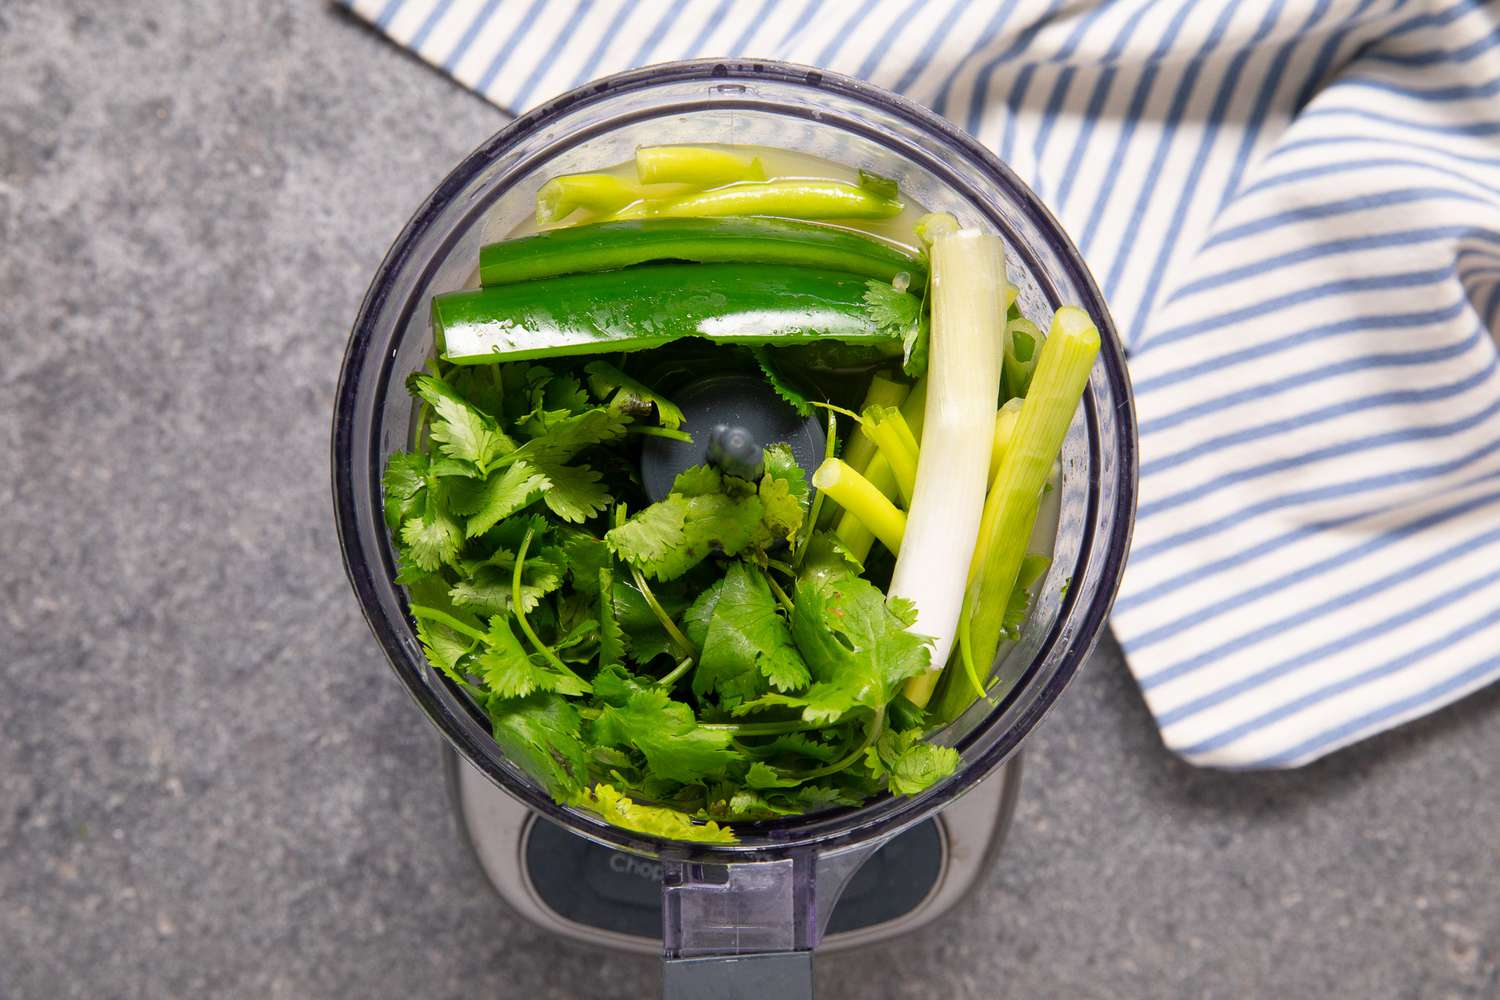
[343,0,1500,769]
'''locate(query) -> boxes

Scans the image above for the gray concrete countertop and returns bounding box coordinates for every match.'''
[3,3,1497,997]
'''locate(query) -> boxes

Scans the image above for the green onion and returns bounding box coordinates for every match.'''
[841,374,910,476]
[612,179,903,221]
[813,458,907,555]
[957,306,1100,684]
[987,398,1024,487]
[635,144,765,186]
[892,227,1006,708]
[862,405,919,506]
[1003,317,1044,400]
[834,378,927,560]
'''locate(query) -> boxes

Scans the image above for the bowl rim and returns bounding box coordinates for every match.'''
[331,57,1137,862]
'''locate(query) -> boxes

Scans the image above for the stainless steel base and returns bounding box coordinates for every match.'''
[444,747,1021,954]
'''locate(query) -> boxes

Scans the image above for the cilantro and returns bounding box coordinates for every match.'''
[510,406,630,466]
[572,784,736,844]
[382,452,431,529]
[414,615,477,689]
[409,373,515,473]
[864,728,960,796]
[740,575,930,724]
[755,443,809,547]
[490,693,590,799]
[612,577,692,663]
[606,487,763,581]
[597,568,627,667]
[449,545,564,616]
[694,563,809,709]
[400,510,464,573]
[680,576,724,651]
[585,361,687,430]
[474,615,588,698]
[862,281,928,378]
[534,461,610,523]
[448,460,549,537]
[592,688,740,783]
[384,355,980,845]
[750,347,814,416]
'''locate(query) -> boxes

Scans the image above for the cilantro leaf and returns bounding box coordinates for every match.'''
[558,530,612,595]
[449,460,550,537]
[400,508,463,572]
[750,347,814,416]
[489,693,590,799]
[572,783,736,844]
[597,568,628,668]
[865,728,960,796]
[752,732,843,764]
[382,452,430,530]
[745,761,801,789]
[739,575,930,723]
[409,373,515,472]
[672,465,724,498]
[862,281,928,378]
[592,662,653,707]
[511,407,630,466]
[592,689,740,783]
[449,545,565,616]
[755,443,809,546]
[414,616,477,688]
[681,576,725,651]
[612,577,692,664]
[694,563,809,709]
[585,361,686,430]
[534,461,610,523]
[606,486,764,581]
[474,615,586,698]
[707,787,798,822]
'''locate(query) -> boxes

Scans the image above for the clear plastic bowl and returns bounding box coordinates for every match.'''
[331,59,1136,990]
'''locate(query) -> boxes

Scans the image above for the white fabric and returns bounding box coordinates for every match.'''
[344,0,1500,768]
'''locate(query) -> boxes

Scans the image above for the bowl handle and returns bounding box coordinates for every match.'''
[659,841,882,998]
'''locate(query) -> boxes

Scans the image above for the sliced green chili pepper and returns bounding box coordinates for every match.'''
[434,263,918,365]
[611,179,903,221]
[479,218,926,287]
[635,145,765,186]
[534,173,688,224]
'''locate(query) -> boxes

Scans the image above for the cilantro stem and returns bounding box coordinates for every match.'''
[513,525,592,690]
[627,425,694,443]
[489,365,504,409]
[412,401,432,449]
[764,558,797,577]
[655,655,696,689]
[700,718,821,735]
[811,400,863,424]
[787,711,884,782]
[631,561,699,660]
[764,571,796,616]
[615,504,699,660]
[795,408,839,567]
[407,605,486,643]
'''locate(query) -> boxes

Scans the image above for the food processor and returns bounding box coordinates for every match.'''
[332,60,1136,998]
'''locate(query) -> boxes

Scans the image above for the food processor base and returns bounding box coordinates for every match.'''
[444,746,1021,955]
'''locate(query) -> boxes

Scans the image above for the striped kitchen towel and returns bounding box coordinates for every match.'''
[341,0,1500,769]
